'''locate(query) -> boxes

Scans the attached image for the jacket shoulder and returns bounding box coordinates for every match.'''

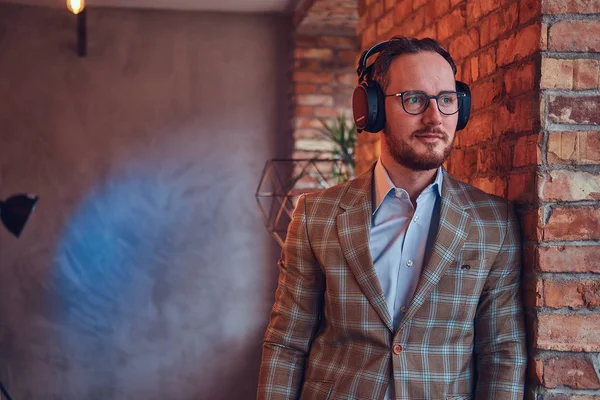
[448,175,512,222]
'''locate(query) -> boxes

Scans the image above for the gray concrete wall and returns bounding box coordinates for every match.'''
[0,4,292,399]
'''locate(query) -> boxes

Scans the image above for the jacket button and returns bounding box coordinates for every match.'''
[393,344,403,355]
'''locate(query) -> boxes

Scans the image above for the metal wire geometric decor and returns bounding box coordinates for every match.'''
[255,158,353,247]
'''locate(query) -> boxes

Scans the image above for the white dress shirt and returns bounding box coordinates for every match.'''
[369,159,443,400]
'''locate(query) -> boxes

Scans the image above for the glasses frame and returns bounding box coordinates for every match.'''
[384,90,467,116]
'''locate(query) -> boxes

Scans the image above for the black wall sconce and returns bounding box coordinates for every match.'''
[67,0,87,57]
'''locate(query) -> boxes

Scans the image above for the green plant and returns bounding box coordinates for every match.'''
[318,114,356,182]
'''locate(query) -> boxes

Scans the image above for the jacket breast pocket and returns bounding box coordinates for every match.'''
[447,396,471,400]
[300,380,333,400]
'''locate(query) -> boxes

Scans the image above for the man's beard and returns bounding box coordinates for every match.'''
[383,126,454,171]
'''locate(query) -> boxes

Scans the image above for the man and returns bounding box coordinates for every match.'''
[257,36,526,400]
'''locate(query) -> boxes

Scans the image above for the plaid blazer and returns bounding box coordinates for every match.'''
[257,166,526,400]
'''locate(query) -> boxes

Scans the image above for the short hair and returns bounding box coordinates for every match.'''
[369,36,458,92]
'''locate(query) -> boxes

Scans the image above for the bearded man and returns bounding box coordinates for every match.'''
[257,36,526,400]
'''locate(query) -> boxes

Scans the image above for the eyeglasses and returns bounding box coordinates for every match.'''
[384,90,466,116]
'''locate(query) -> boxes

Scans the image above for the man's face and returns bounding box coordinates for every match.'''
[381,51,459,171]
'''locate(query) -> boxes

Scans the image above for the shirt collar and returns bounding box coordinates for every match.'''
[372,158,443,215]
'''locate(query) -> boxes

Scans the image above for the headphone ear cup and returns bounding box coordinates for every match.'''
[365,80,385,133]
[455,80,471,131]
[352,79,386,133]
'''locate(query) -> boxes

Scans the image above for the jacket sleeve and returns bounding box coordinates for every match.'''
[474,201,527,399]
[257,194,325,400]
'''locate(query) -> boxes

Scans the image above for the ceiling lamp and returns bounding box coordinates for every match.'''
[67,0,87,57]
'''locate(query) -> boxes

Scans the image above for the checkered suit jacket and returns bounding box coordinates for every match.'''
[257,166,526,400]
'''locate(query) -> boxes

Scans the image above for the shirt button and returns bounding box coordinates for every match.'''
[393,344,403,355]
[406,260,413,267]
[400,306,407,313]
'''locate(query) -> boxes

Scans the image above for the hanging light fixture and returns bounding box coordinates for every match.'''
[67,0,87,57]
[66,0,85,14]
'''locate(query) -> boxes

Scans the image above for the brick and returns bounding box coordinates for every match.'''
[437,7,466,41]
[385,0,397,11]
[447,146,478,177]
[574,59,600,90]
[507,169,536,203]
[537,314,600,351]
[458,110,494,146]
[547,131,600,165]
[529,357,544,384]
[548,95,600,125]
[317,36,358,50]
[377,10,395,37]
[494,94,538,136]
[543,356,600,389]
[549,20,600,52]
[478,46,496,78]
[505,60,536,96]
[294,84,319,94]
[541,22,548,50]
[294,48,333,60]
[400,6,426,37]
[314,107,341,118]
[338,50,360,64]
[470,56,479,82]
[294,59,321,70]
[362,24,377,48]
[497,23,540,66]
[480,2,518,46]
[522,208,543,241]
[413,0,427,10]
[426,0,451,24]
[295,138,336,152]
[394,0,413,23]
[294,117,324,129]
[543,206,600,241]
[514,133,540,167]
[522,276,543,308]
[293,71,334,83]
[542,0,600,14]
[538,245,600,273]
[337,72,356,86]
[543,278,600,309]
[294,35,319,47]
[477,139,512,175]
[472,75,503,110]
[466,0,503,24]
[416,25,437,40]
[520,0,542,24]
[296,94,334,107]
[449,28,479,61]
[541,58,574,90]
[540,170,600,201]
[295,105,314,117]
[471,176,507,197]
[369,1,385,23]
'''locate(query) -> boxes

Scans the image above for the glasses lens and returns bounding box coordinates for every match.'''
[402,92,427,114]
[438,93,460,115]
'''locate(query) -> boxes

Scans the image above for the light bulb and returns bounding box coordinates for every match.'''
[67,0,85,14]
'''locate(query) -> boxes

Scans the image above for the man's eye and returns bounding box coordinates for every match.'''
[440,95,456,104]
[405,96,423,104]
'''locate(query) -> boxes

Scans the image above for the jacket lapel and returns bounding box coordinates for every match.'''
[337,167,394,332]
[398,171,473,332]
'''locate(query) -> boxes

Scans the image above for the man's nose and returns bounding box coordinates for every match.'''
[422,99,443,126]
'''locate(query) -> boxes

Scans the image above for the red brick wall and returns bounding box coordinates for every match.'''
[530,2,600,398]
[355,0,600,398]
[292,0,359,160]
[292,34,359,159]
